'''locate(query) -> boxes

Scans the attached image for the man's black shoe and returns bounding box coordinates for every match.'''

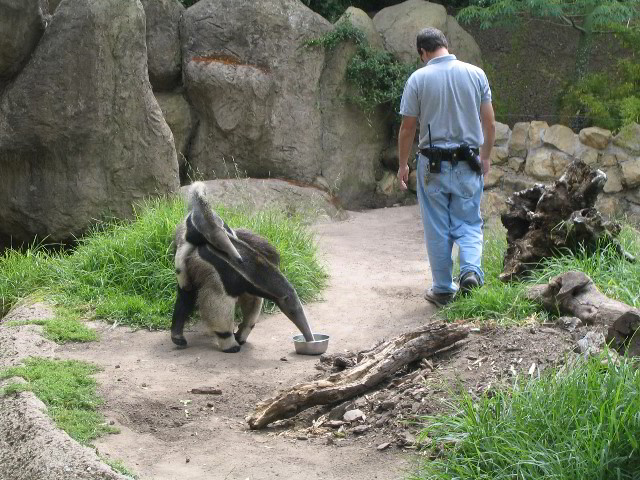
[459,271,480,295]
[424,288,456,307]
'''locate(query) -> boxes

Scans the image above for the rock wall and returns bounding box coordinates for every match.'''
[0,0,178,246]
[480,122,640,220]
[0,0,488,244]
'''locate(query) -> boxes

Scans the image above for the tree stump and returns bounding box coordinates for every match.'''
[500,160,633,282]
[246,323,469,429]
[527,271,640,356]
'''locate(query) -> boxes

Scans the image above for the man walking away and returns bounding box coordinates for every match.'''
[397,27,495,307]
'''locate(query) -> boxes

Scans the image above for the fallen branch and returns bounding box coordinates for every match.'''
[246,323,469,429]
[527,271,640,355]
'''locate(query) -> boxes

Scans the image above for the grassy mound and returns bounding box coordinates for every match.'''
[415,352,640,480]
[0,196,328,331]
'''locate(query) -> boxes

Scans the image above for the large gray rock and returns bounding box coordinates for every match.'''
[182,0,391,207]
[155,91,195,170]
[182,0,329,182]
[373,0,482,66]
[140,0,184,91]
[317,40,391,205]
[0,0,47,87]
[338,7,384,50]
[0,0,178,244]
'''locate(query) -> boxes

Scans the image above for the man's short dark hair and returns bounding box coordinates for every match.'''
[416,27,448,53]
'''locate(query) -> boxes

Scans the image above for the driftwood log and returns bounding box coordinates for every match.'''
[500,160,634,282]
[246,323,469,429]
[528,271,640,356]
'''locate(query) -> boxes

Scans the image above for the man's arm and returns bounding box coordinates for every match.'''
[479,102,495,177]
[397,115,417,190]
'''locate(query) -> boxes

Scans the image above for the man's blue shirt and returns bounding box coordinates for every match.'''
[399,54,491,149]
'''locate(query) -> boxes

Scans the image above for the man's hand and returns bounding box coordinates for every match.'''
[480,155,490,178]
[397,115,417,191]
[397,164,410,190]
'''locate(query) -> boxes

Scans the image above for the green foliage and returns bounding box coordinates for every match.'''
[102,458,138,479]
[306,19,416,118]
[346,46,416,115]
[304,19,366,49]
[1,358,117,445]
[561,58,640,130]
[0,245,53,317]
[0,196,328,330]
[442,223,640,323]
[458,0,640,32]
[7,311,99,344]
[414,352,640,479]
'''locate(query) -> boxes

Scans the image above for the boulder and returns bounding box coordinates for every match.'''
[508,156,525,173]
[525,147,571,181]
[0,0,178,245]
[620,158,640,188]
[318,39,390,205]
[373,0,481,66]
[542,124,578,156]
[494,121,511,146]
[489,145,508,165]
[155,92,195,169]
[508,122,529,158]
[578,146,599,166]
[579,126,612,150]
[527,121,548,149]
[182,0,390,208]
[484,166,504,189]
[338,7,384,50]
[140,0,184,91]
[603,166,623,193]
[613,123,640,155]
[0,0,47,87]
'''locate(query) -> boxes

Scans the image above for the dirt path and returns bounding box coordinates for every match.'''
[57,205,439,480]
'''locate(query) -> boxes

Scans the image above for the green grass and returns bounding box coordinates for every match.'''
[0,196,328,330]
[441,224,640,325]
[6,312,99,344]
[102,458,138,479]
[0,358,117,445]
[413,352,640,480]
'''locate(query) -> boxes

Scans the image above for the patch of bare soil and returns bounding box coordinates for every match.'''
[47,205,583,479]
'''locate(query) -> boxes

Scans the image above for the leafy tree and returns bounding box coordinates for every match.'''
[561,58,640,130]
[458,0,640,81]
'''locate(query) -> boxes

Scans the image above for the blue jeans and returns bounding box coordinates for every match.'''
[417,154,484,294]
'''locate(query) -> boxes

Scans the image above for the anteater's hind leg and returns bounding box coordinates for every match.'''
[171,286,197,348]
[235,294,263,345]
[198,284,241,353]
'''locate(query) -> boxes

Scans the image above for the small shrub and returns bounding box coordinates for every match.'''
[561,59,640,131]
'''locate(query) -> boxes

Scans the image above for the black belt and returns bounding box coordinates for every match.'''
[420,145,482,174]
[419,146,479,161]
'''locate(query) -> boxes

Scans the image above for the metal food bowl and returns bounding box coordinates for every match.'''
[293,333,330,355]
